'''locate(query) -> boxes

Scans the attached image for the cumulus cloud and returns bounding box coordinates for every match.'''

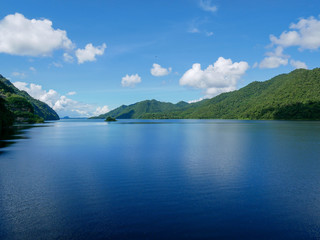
[180,57,249,98]
[29,67,36,72]
[75,43,106,64]
[259,57,287,69]
[259,46,289,69]
[150,63,172,77]
[199,0,217,13]
[52,96,77,111]
[258,16,320,69]
[94,105,110,115]
[13,81,60,107]
[12,81,28,91]
[13,82,109,117]
[121,74,141,87]
[290,59,308,69]
[270,16,320,50]
[0,13,73,56]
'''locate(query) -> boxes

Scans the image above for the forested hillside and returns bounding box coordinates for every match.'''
[95,68,320,120]
[92,99,189,119]
[0,74,59,131]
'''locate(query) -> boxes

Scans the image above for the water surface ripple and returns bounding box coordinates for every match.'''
[0,119,320,239]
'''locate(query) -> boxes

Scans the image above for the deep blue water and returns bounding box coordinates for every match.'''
[1,119,320,239]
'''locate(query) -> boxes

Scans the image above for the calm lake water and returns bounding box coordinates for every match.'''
[1,119,320,239]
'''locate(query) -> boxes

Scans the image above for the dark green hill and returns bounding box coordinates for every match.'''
[91,99,189,119]
[0,74,59,131]
[0,96,14,132]
[93,68,320,120]
[0,75,59,120]
[180,68,320,120]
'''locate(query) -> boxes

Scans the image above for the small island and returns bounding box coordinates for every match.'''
[105,116,117,122]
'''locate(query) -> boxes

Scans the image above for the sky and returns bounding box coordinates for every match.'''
[1,0,320,117]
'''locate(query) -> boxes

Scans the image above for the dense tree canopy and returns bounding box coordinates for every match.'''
[94,68,320,120]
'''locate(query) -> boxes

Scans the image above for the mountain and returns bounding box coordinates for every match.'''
[178,68,320,120]
[0,74,59,130]
[91,99,189,119]
[93,68,320,120]
[0,96,14,132]
[0,75,59,121]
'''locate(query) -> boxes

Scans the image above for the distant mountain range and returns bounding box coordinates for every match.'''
[93,68,320,120]
[0,74,59,131]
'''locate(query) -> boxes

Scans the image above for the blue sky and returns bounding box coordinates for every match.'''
[1,0,320,117]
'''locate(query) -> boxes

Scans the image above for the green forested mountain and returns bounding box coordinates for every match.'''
[0,96,14,132]
[180,68,320,120]
[0,74,59,131]
[95,68,320,120]
[92,99,189,119]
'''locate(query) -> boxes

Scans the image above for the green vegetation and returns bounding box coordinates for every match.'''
[93,68,320,120]
[0,75,59,120]
[6,95,44,123]
[0,97,14,132]
[92,99,189,119]
[105,116,117,122]
[180,68,320,120]
[0,74,59,131]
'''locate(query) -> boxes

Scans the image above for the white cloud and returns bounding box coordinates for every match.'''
[12,81,28,90]
[121,74,141,87]
[270,16,320,50]
[63,53,74,63]
[67,91,76,96]
[199,0,217,13]
[12,82,109,117]
[11,72,26,78]
[205,31,214,36]
[180,57,249,98]
[189,28,200,33]
[259,56,287,69]
[258,16,320,69]
[75,43,106,64]
[52,95,78,113]
[259,46,289,69]
[29,67,36,72]
[151,63,172,77]
[0,13,73,56]
[0,13,107,64]
[188,98,204,104]
[13,82,60,107]
[94,105,110,115]
[290,59,308,69]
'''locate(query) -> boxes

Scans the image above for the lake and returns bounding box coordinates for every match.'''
[1,119,320,239]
